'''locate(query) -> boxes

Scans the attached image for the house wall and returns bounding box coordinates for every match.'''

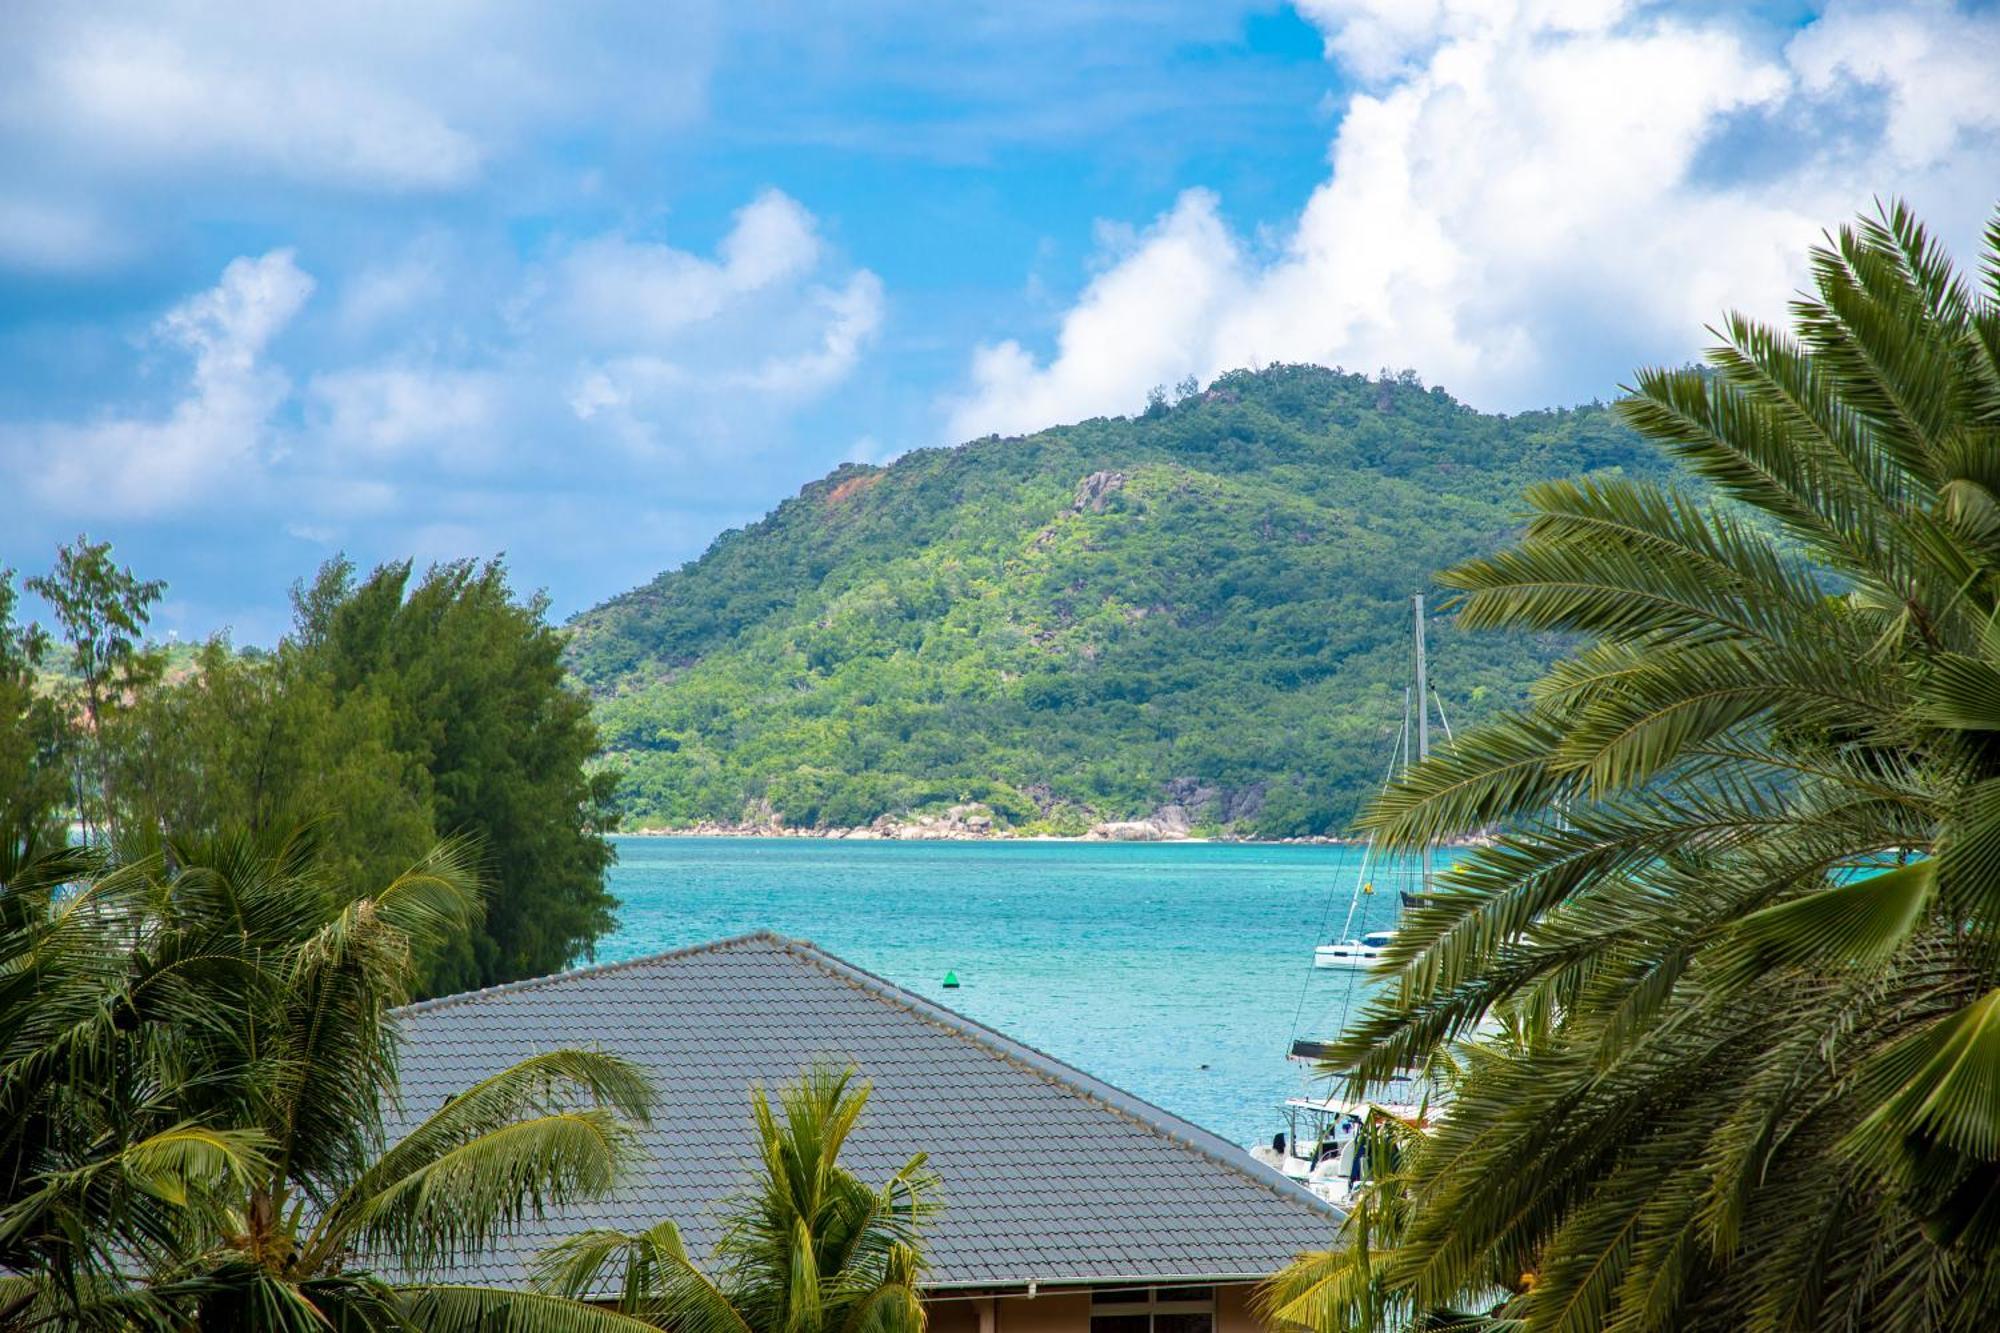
[923,1283,1270,1333]
[999,1292,1092,1333]
[1217,1282,1262,1333]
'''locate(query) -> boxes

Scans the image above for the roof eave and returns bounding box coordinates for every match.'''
[920,1272,1280,1295]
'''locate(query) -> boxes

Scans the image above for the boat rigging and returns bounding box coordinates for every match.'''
[1258,593,1457,1206]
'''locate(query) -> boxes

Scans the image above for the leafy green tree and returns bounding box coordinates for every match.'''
[25,536,165,843]
[496,1065,934,1333]
[95,550,618,997]
[105,638,435,913]
[295,557,619,993]
[0,571,67,846]
[1314,205,2000,1328]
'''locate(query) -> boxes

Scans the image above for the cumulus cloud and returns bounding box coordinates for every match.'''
[954,193,1244,438]
[13,250,313,516]
[307,366,502,466]
[4,187,882,559]
[1787,1,2000,167]
[732,270,886,394]
[549,191,825,345]
[0,2,719,260]
[551,191,884,447]
[948,0,2000,436]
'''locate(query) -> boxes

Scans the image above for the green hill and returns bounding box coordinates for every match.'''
[568,365,1663,837]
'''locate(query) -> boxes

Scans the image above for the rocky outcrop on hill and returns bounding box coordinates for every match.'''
[1087,802,1189,841]
[1071,470,1127,513]
[1087,819,1171,841]
[1162,776,1267,825]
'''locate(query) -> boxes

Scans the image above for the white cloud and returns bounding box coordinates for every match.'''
[948,0,2000,435]
[1293,0,1626,82]
[548,192,885,446]
[15,250,313,516]
[307,366,501,465]
[11,18,479,190]
[4,185,882,553]
[733,271,886,394]
[954,193,1245,437]
[334,253,449,337]
[549,190,825,345]
[1788,1,2000,167]
[0,2,720,265]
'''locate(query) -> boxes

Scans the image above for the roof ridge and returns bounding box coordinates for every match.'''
[394,929,792,1017]
[769,937,1339,1220]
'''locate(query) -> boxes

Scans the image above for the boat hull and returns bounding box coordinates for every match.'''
[1313,946,1384,970]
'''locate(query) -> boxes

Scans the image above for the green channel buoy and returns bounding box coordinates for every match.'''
[942,971,960,988]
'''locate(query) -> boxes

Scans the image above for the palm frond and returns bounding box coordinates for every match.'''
[404,1284,670,1333]
[331,1109,637,1274]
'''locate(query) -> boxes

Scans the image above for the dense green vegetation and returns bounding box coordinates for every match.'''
[0,576,70,848]
[0,818,915,1330]
[1273,205,2000,1328]
[1,546,619,995]
[571,366,1667,836]
[0,829,651,1330]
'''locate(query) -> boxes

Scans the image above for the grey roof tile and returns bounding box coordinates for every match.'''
[388,932,1339,1290]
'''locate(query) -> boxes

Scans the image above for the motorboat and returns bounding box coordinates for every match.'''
[1248,1077,1433,1207]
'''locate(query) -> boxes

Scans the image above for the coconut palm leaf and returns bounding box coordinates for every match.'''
[528,1063,934,1333]
[406,1283,672,1332]
[0,827,654,1328]
[331,1108,639,1275]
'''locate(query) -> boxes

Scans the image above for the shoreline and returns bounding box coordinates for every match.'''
[612,822,1369,847]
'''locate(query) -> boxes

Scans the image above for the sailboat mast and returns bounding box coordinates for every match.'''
[1413,594,1433,896]
[1414,594,1429,763]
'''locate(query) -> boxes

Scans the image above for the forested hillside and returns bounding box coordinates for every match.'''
[569,365,1664,836]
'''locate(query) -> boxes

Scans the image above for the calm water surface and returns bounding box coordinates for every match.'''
[599,836,1428,1146]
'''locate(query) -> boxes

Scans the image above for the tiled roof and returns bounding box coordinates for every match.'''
[389,932,1340,1290]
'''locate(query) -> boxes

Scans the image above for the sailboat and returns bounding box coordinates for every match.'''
[1311,593,1449,970]
[1252,595,1453,1202]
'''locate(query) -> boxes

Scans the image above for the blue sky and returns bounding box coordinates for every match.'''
[2,1,1997,642]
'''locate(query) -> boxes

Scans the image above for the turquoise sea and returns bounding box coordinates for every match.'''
[598,835,1433,1148]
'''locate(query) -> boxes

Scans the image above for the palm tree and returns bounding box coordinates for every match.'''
[1279,203,2000,1330]
[494,1065,934,1333]
[0,826,655,1330]
[0,830,270,1330]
